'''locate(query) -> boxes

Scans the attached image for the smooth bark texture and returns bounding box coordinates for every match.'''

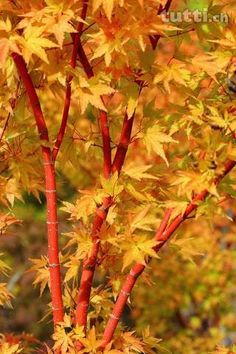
[76,35,112,178]
[12,53,64,325]
[75,26,114,330]
[75,34,142,331]
[101,159,236,347]
[75,108,137,330]
[112,113,135,174]
[75,196,112,327]
[101,209,173,347]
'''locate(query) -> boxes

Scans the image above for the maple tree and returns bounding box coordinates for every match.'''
[0,0,236,352]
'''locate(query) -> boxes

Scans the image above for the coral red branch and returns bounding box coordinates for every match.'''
[112,85,143,174]
[76,107,139,332]
[101,158,236,347]
[52,0,89,161]
[12,53,64,326]
[75,114,131,331]
[76,35,143,335]
[77,40,94,79]
[76,37,112,177]
[75,93,141,337]
[75,27,114,332]
[111,113,134,174]
[155,160,236,249]
[11,53,49,141]
[75,196,112,328]
[101,209,173,347]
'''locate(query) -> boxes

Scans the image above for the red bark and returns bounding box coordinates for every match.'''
[112,113,134,174]
[77,40,94,79]
[101,159,236,347]
[76,35,112,178]
[12,53,64,325]
[75,45,143,328]
[75,33,113,330]
[101,209,173,346]
[75,109,136,330]
[75,196,112,327]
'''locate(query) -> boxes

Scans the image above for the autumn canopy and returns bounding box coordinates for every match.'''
[0,0,236,353]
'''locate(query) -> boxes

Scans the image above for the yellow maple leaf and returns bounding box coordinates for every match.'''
[121,331,144,352]
[93,0,115,21]
[144,125,177,166]
[79,326,102,353]
[72,73,115,113]
[122,235,158,270]
[0,38,20,69]
[16,25,57,64]
[28,256,50,295]
[100,171,123,197]
[53,327,74,353]
[154,63,191,93]
[64,257,80,282]
[191,52,228,81]
[125,183,153,202]
[0,282,13,307]
[48,14,77,48]
[65,230,93,260]
[170,235,204,263]
[130,206,157,232]
[0,17,11,32]
[61,192,96,224]
[124,163,158,181]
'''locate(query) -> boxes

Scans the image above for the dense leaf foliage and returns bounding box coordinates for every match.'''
[0,0,236,352]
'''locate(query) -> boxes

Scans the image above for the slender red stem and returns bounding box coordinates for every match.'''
[101,158,236,347]
[112,113,135,174]
[75,102,141,353]
[75,109,137,330]
[76,37,112,177]
[11,54,49,141]
[75,27,113,331]
[77,40,94,79]
[101,209,173,347]
[75,24,142,336]
[111,85,143,174]
[155,160,236,249]
[75,196,112,327]
[52,0,89,161]
[12,53,64,325]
